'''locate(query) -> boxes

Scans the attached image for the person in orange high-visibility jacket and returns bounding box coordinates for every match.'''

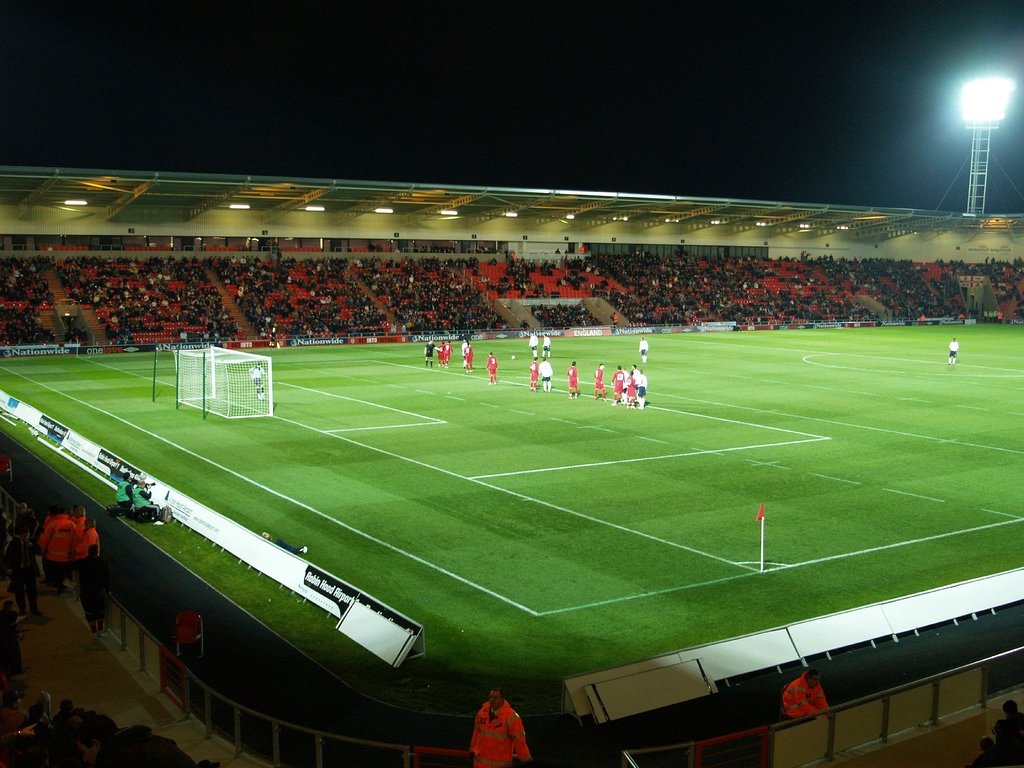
[782,668,829,719]
[470,688,532,767]
[38,506,77,593]
[72,517,101,562]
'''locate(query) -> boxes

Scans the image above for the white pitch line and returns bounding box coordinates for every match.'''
[637,436,670,444]
[657,392,1024,456]
[280,381,444,424]
[469,437,828,479]
[539,515,1024,615]
[982,508,1024,519]
[509,409,535,416]
[444,395,466,401]
[811,473,862,485]
[953,404,989,412]
[479,402,500,409]
[272,414,757,575]
[324,422,446,433]
[580,425,617,433]
[26,360,759,603]
[883,488,945,503]
[0,365,539,615]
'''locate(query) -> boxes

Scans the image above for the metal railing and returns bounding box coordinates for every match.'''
[106,597,413,768]
[622,645,1024,768]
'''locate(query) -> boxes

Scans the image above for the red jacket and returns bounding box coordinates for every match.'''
[73,526,100,561]
[782,671,829,719]
[38,513,77,563]
[471,699,531,767]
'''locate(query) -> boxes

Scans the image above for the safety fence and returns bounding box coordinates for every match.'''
[621,645,1024,768]
[105,597,460,768]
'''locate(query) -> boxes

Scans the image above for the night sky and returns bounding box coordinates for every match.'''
[3,1,1024,212]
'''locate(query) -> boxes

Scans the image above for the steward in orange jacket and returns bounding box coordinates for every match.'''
[38,506,77,592]
[72,518,101,562]
[782,668,829,719]
[470,689,532,767]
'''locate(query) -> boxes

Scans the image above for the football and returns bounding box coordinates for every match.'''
[511,355,517,360]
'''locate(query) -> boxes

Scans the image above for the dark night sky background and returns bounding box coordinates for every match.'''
[3,1,1024,212]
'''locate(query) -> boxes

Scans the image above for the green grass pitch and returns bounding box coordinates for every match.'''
[1,324,1022,713]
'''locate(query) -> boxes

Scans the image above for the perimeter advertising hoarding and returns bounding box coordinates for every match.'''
[0,389,424,667]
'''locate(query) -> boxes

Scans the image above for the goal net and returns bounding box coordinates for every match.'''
[175,347,273,419]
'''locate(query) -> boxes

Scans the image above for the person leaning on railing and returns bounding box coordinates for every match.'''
[782,668,829,719]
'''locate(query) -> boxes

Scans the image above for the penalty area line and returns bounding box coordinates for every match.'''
[470,436,830,479]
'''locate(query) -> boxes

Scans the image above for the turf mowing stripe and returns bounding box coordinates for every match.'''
[538,516,1024,615]
[469,437,828,479]
[0,364,542,616]
[660,392,1024,456]
[280,382,444,423]
[323,422,446,433]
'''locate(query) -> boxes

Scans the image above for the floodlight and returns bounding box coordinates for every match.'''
[962,78,1014,123]
[962,77,1014,216]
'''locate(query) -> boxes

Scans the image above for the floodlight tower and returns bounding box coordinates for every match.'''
[962,77,1015,216]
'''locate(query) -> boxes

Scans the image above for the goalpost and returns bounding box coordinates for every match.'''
[175,347,273,419]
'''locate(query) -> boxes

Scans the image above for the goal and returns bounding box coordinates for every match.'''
[175,347,273,419]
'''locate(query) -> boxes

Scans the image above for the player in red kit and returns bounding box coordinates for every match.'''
[611,365,625,406]
[486,353,498,384]
[594,363,606,400]
[625,370,638,408]
[567,361,580,399]
[464,342,474,372]
[440,341,451,368]
[529,359,539,392]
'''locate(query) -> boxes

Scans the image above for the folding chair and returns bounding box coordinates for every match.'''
[173,610,204,657]
[0,455,11,482]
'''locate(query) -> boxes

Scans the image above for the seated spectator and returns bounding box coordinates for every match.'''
[0,689,26,736]
[76,712,217,767]
[0,601,23,677]
[994,699,1024,741]
[974,719,1024,766]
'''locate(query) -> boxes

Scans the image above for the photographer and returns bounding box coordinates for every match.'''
[114,472,136,515]
[129,477,159,523]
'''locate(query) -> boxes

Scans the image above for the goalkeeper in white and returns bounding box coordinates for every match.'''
[249,362,266,400]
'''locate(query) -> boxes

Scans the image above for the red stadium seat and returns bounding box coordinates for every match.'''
[173,610,204,657]
[0,455,10,482]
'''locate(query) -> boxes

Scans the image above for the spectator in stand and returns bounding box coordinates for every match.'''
[0,601,23,676]
[973,719,1024,766]
[69,545,111,638]
[0,689,26,736]
[76,712,219,767]
[4,526,42,617]
[994,699,1024,741]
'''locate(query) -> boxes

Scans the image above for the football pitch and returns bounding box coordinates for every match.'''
[2,324,1023,713]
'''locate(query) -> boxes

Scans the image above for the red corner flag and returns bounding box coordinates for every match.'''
[756,503,765,522]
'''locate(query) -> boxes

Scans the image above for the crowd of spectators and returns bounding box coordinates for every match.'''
[0,257,56,346]
[211,255,388,337]
[1,252,1022,345]
[358,257,507,332]
[56,257,237,344]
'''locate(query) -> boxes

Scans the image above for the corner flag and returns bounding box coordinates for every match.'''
[756,504,765,573]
